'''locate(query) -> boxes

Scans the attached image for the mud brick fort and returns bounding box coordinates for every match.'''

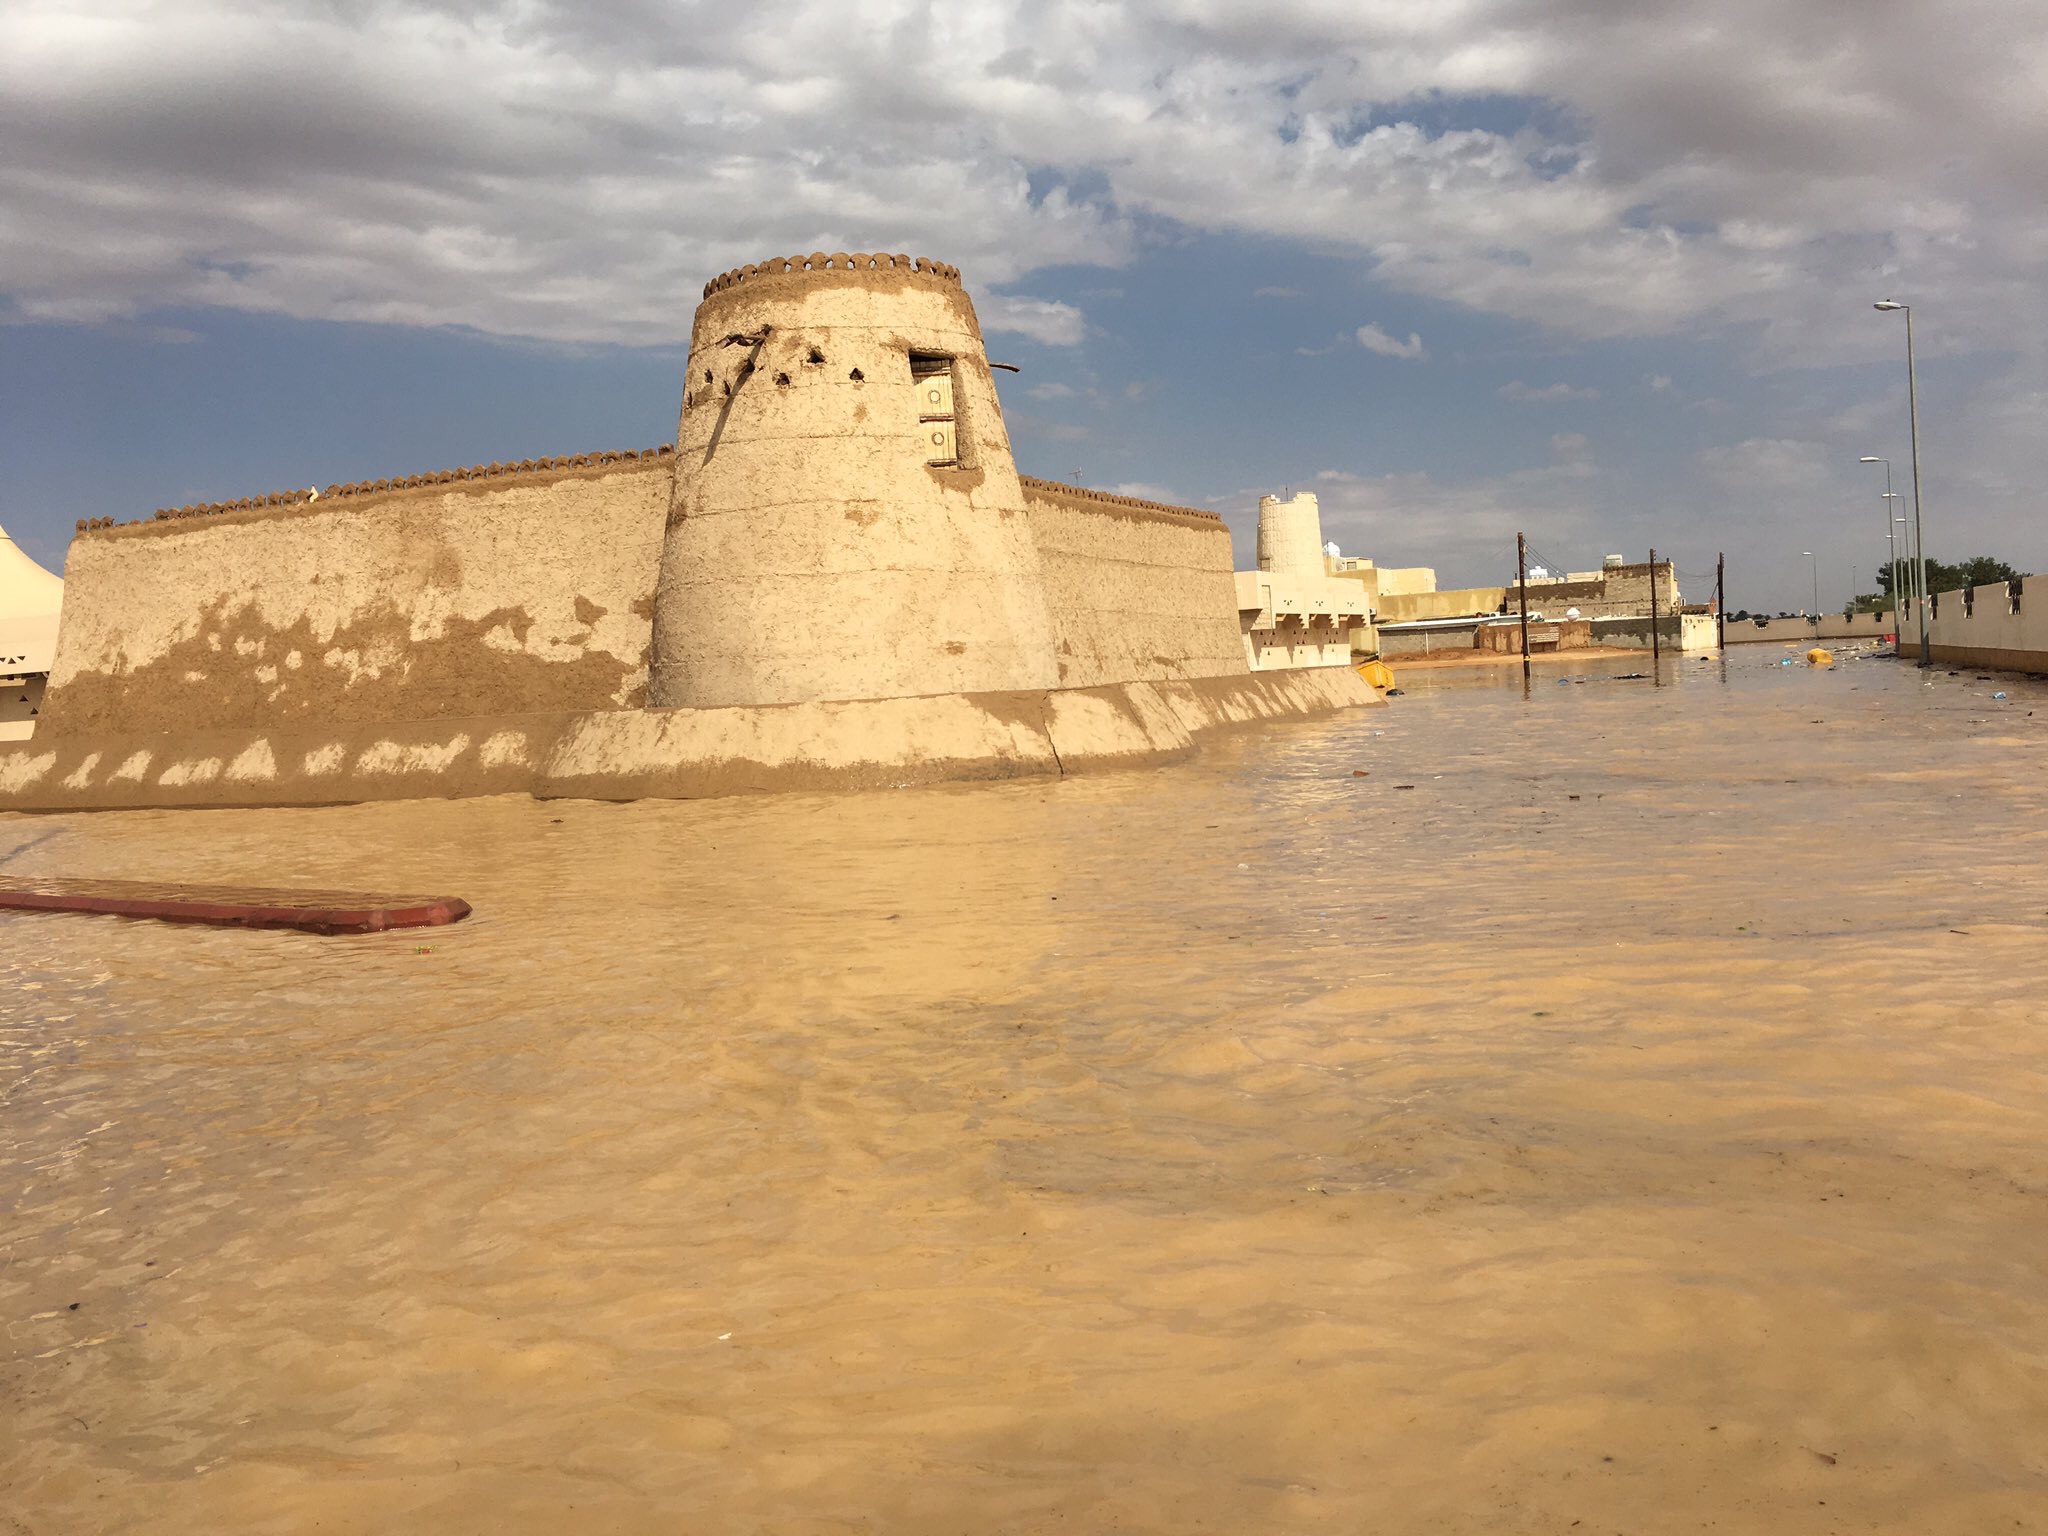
[0,253,1375,811]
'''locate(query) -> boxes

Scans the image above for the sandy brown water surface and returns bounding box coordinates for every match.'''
[4,649,2047,1533]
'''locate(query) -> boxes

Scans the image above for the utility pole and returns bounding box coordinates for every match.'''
[1648,547,1661,664]
[1716,552,1725,649]
[1517,532,1532,681]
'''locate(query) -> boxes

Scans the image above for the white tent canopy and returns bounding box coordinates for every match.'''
[0,522,64,677]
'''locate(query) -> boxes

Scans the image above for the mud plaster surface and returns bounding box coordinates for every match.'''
[46,464,669,735]
[0,670,1378,811]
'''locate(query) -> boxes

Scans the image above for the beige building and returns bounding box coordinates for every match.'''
[0,523,64,741]
[1519,555,1682,621]
[1236,493,1370,671]
[1351,553,1716,657]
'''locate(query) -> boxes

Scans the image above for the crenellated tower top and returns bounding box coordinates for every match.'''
[700,252,961,301]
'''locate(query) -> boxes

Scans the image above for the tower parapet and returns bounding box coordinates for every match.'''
[700,252,961,301]
[649,254,1058,709]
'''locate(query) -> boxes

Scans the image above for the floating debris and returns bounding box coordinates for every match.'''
[0,876,470,934]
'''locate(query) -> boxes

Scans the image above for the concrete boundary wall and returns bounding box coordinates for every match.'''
[1019,480,1248,688]
[1724,612,1900,644]
[43,458,673,736]
[1372,588,1509,624]
[1589,613,1720,652]
[0,669,1377,812]
[1915,579,2048,673]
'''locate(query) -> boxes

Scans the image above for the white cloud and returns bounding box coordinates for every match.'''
[1008,412,1090,443]
[1025,381,1076,401]
[1500,380,1601,403]
[1645,374,1673,392]
[1355,323,1427,360]
[1254,286,1302,299]
[0,0,2042,369]
[1695,436,1833,500]
[978,296,1087,347]
[1550,432,1593,460]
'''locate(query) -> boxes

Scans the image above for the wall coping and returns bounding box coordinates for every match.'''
[77,446,676,539]
[1019,476,1226,528]
[701,253,960,300]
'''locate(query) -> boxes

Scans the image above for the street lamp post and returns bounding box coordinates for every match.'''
[1885,491,1914,610]
[1860,456,1907,642]
[1802,550,1820,643]
[1893,518,1910,628]
[1874,301,1930,666]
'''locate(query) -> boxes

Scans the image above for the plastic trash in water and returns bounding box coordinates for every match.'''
[1780,658,1795,666]
[1993,691,2009,699]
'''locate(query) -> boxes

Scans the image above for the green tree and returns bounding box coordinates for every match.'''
[1877,555,2022,599]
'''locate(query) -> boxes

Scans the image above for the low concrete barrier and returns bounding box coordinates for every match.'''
[1723,612,1900,644]
[1906,579,2047,674]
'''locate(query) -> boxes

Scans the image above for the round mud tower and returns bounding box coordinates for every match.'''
[1256,492,1326,575]
[649,255,1058,709]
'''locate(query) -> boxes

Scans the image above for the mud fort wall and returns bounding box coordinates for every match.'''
[1020,480,1247,688]
[43,455,673,737]
[29,252,1319,786]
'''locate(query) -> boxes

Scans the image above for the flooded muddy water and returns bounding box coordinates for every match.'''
[5,649,2047,1533]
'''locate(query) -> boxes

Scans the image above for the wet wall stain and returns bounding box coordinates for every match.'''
[43,598,648,735]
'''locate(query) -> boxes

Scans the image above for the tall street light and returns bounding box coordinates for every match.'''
[1884,491,1914,612]
[1802,550,1820,642]
[1893,517,1910,629]
[1874,301,1930,666]
[1860,456,1907,639]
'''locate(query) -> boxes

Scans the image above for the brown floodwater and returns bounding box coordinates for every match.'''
[5,648,2047,1534]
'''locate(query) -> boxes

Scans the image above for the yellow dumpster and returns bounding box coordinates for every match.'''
[1356,658,1396,691]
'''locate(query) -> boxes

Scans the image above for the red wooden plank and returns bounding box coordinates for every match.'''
[0,876,470,935]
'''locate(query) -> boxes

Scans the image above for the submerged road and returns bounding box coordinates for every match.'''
[4,648,2045,1533]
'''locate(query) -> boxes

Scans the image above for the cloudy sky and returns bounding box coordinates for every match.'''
[3,0,2043,612]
